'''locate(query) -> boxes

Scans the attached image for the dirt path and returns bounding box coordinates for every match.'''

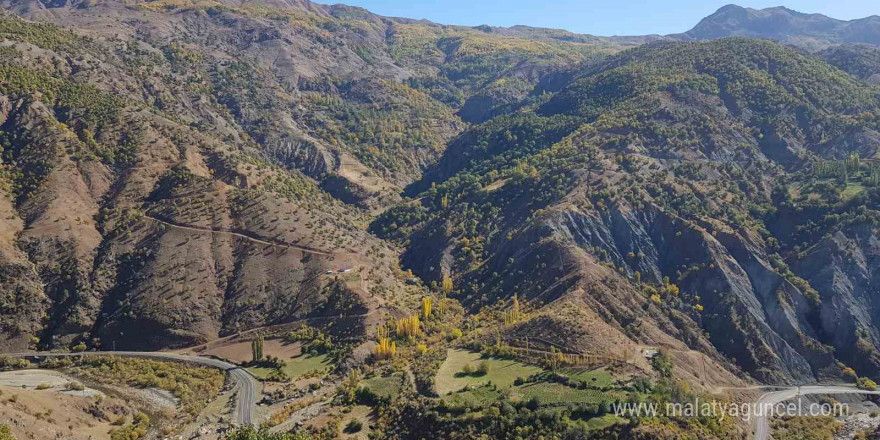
[144,214,332,256]
[178,311,380,354]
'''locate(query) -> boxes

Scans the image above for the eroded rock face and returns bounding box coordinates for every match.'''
[537,202,839,383]
[792,222,880,375]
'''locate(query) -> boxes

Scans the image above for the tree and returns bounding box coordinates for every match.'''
[504,294,522,325]
[651,349,674,378]
[374,325,395,360]
[475,361,490,376]
[251,336,264,363]
[441,274,453,294]
[374,337,395,360]
[337,369,363,403]
[223,426,313,439]
[396,315,421,339]
[422,297,432,318]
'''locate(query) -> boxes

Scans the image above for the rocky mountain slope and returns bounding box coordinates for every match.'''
[0,0,878,390]
[375,38,880,384]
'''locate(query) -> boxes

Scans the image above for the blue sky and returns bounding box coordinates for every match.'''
[316,1,879,36]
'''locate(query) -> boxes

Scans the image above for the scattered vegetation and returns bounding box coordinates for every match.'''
[68,356,223,417]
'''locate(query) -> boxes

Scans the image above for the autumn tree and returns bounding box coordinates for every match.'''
[421,297,432,318]
[396,315,422,339]
[251,335,264,363]
[441,274,453,294]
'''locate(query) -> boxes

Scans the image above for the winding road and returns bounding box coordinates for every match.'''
[753,385,880,440]
[5,351,259,425]
[13,353,879,436]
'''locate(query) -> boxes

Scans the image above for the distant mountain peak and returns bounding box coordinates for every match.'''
[676,4,880,49]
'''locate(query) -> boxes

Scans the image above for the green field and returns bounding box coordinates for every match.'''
[443,385,504,409]
[841,183,866,200]
[361,375,404,400]
[582,414,627,431]
[248,353,332,380]
[435,349,542,395]
[559,367,616,388]
[510,382,626,406]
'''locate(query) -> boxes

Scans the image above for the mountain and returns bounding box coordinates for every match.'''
[0,1,879,439]
[376,37,880,384]
[677,4,880,49]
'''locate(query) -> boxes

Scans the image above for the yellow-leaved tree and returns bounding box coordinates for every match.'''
[422,297,432,318]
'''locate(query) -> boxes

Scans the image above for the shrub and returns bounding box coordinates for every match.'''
[0,424,15,440]
[354,386,383,406]
[65,381,85,391]
[475,361,490,376]
[224,425,314,439]
[857,377,878,391]
[344,419,363,434]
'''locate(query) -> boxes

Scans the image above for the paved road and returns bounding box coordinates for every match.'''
[5,351,259,425]
[753,385,880,440]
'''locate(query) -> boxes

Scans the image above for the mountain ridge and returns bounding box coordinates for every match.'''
[676,4,880,49]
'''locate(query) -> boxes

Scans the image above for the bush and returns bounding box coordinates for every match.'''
[354,386,384,406]
[224,425,314,439]
[857,377,878,391]
[0,424,15,440]
[343,419,363,434]
[65,381,85,391]
[475,361,490,376]
[651,350,674,378]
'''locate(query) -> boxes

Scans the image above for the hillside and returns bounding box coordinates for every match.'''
[0,3,435,351]
[375,38,880,384]
[821,44,880,83]
[0,0,644,352]
[0,1,879,439]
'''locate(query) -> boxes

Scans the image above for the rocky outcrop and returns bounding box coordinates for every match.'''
[538,201,837,383]
[792,222,880,378]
